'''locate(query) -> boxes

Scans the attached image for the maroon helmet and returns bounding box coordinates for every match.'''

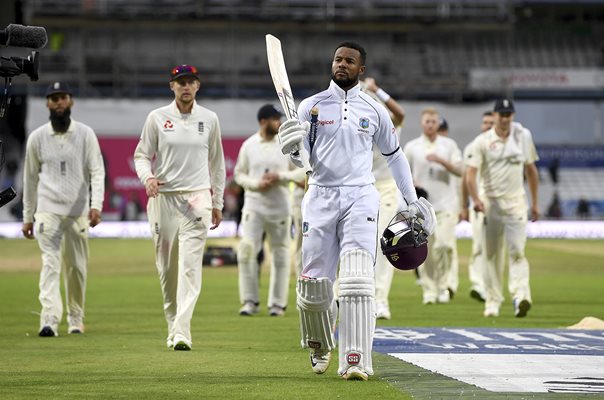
[380,212,428,270]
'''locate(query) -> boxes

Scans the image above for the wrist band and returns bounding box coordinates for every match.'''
[375,88,391,102]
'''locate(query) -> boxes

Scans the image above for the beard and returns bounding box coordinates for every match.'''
[331,72,358,90]
[49,108,71,133]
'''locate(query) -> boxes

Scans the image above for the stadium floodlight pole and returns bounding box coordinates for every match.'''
[265,34,312,175]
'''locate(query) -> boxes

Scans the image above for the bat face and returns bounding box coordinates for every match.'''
[266,35,298,120]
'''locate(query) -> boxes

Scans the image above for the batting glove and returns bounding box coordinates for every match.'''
[405,197,437,236]
[278,119,310,155]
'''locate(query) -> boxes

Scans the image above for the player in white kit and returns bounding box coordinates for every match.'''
[404,108,462,305]
[436,117,461,300]
[134,65,226,350]
[234,104,306,316]
[360,77,405,320]
[277,42,435,381]
[466,98,539,318]
[460,111,495,302]
[22,81,105,337]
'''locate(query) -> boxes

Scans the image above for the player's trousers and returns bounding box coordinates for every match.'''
[237,210,291,308]
[35,212,89,330]
[147,190,212,344]
[419,210,458,301]
[301,184,379,373]
[468,207,486,296]
[301,184,379,281]
[483,195,532,308]
[290,192,304,277]
[374,179,399,306]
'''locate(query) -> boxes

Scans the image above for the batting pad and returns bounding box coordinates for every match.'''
[296,277,336,352]
[338,249,375,375]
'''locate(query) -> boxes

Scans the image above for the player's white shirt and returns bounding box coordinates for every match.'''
[463,139,486,198]
[134,100,226,209]
[234,132,306,216]
[372,126,403,182]
[22,120,105,223]
[466,122,539,199]
[403,134,462,213]
[297,80,417,203]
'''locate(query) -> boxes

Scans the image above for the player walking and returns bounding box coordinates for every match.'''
[22,82,105,337]
[234,104,306,316]
[134,65,226,350]
[360,77,406,320]
[466,98,539,318]
[460,111,495,302]
[403,108,462,305]
[277,42,435,380]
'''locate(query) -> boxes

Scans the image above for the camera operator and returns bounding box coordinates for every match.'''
[22,82,105,337]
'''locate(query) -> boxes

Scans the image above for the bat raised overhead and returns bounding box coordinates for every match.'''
[265,34,312,175]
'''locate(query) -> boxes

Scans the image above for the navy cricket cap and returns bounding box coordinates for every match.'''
[438,117,448,131]
[494,98,515,113]
[170,64,200,81]
[257,104,283,121]
[45,81,72,97]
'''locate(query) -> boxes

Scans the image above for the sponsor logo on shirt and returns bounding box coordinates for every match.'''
[318,120,334,126]
[198,122,204,134]
[163,120,174,131]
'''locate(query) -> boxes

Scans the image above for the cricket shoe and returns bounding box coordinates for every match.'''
[173,335,192,351]
[39,326,57,337]
[67,315,84,334]
[239,301,259,316]
[166,334,174,349]
[268,305,285,317]
[376,302,391,320]
[470,289,486,303]
[483,304,500,317]
[342,366,368,381]
[39,315,58,337]
[309,349,331,374]
[437,290,451,304]
[514,299,531,318]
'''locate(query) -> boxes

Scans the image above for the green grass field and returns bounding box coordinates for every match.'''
[1,238,603,399]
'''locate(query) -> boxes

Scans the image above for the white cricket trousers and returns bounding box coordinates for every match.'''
[483,195,532,308]
[373,179,399,306]
[419,210,458,301]
[237,210,291,308]
[468,207,486,295]
[290,198,303,277]
[35,212,89,330]
[147,190,212,345]
[301,184,379,281]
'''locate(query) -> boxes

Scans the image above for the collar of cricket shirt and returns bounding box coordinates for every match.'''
[170,100,199,117]
[328,80,361,101]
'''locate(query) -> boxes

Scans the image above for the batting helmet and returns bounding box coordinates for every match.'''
[380,212,428,270]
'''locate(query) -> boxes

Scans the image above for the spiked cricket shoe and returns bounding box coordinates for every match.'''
[310,349,331,374]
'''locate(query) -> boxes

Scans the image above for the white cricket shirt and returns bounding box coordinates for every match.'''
[234,132,306,216]
[134,100,226,209]
[465,122,539,199]
[403,134,462,213]
[297,80,417,203]
[22,120,105,223]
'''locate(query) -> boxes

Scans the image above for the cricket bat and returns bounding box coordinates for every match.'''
[265,34,312,175]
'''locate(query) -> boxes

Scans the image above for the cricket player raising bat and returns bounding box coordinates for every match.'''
[276,41,436,380]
